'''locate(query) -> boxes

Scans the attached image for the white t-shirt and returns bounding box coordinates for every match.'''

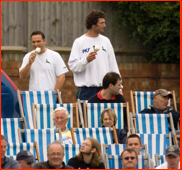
[68,34,121,87]
[155,161,180,169]
[19,49,68,91]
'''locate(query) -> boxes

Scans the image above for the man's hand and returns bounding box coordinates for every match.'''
[86,51,97,62]
[29,52,37,65]
[119,90,123,95]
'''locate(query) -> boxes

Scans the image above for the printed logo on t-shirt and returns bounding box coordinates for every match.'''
[102,46,107,52]
[46,59,50,64]
[82,48,90,53]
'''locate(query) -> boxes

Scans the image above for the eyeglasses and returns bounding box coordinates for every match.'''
[49,152,62,157]
[81,143,91,147]
[1,146,8,149]
[122,157,136,160]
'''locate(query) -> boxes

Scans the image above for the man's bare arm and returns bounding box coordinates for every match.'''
[54,74,66,91]
[19,52,37,80]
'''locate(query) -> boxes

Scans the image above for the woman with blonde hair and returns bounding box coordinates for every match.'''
[100,108,127,144]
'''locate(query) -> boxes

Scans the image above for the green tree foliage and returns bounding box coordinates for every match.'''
[107,1,180,63]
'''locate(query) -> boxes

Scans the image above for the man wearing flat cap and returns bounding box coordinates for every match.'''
[156,145,180,169]
[16,150,35,169]
[140,89,180,130]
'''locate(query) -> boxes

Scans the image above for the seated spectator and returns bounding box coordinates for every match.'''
[32,141,73,169]
[126,134,154,169]
[67,138,105,169]
[52,107,73,144]
[16,150,35,169]
[121,148,138,169]
[88,72,127,130]
[156,145,180,169]
[140,89,180,130]
[1,135,20,169]
[88,72,125,103]
[100,108,127,144]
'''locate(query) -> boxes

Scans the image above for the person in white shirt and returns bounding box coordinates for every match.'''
[52,107,73,144]
[156,145,180,169]
[68,9,122,100]
[19,31,68,91]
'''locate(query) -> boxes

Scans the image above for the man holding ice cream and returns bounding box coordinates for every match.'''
[68,9,122,100]
[19,31,68,91]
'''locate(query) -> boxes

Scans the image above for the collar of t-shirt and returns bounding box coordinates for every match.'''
[97,90,116,100]
[47,161,66,169]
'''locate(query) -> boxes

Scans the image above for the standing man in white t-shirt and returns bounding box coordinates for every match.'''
[68,9,122,100]
[156,145,180,169]
[19,31,68,91]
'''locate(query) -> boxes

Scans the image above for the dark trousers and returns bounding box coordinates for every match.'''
[76,86,102,100]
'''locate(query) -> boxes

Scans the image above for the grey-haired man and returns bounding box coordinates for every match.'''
[1,135,20,169]
[140,89,180,129]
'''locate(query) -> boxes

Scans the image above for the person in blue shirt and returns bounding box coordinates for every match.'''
[1,135,20,169]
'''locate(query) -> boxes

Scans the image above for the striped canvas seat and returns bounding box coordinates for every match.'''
[32,103,78,129]
[102,143,126,155]
[130,90,176,114]
[155,154,166,167]
[83,103,129,130]
[71,127,117,144]
[6,142,40,162]
[17,90,61,129]
[1,118,25,143]
[63,144,81,164]
[130,113,175,134]
[137,133,171,166]
[18,128,62,162]
[104,154,151,169]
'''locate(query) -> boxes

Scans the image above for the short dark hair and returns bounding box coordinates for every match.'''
[102,72,122,89]
[1,135,7,142]
[121,148,138,159]
[126,134,142,145]
[85,9,105,30]
[30,31,45,40]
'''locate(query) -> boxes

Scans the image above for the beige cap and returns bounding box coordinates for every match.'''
[152,89,173,99]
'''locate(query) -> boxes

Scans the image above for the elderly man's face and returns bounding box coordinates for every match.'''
[53,110,68,130]
[121,151,138,169]
[165,155,180,169]
[47,143,64,168]
[103,112,114,127]
[1,139,7,160]
[154,95,169,110]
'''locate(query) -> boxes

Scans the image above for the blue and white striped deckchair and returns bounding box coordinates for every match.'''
[130,113,175,134]
[63,144,81,164]
[1,118,26,143]
[102,143,126,156]
[155,154,166,167]
[84,103,129,130]
[6,142,40,162]
[77,99,88,128]
[18,128,62,162]
[104,154,151,169]
[130,90,175,114]
[17,90,61,129]
[137,133,171,166]
[71,127,117,144]
[32,103,78,129]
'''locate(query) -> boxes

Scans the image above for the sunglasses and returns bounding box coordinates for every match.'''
[122,156,136,160]
[26,162,33,165]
